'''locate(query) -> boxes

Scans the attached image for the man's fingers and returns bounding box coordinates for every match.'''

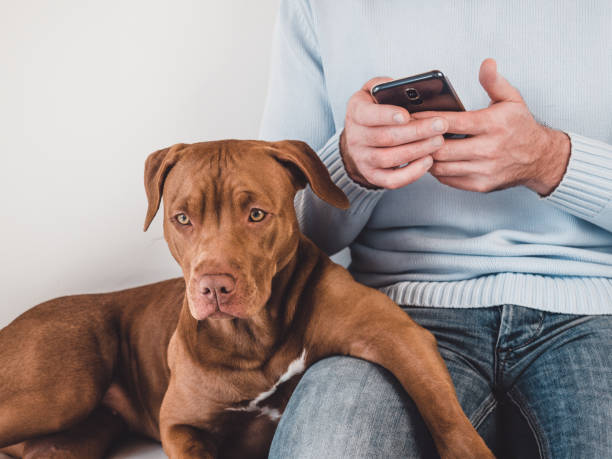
[478,58,523,103]
[368,155,434,189]
[366,136,444,169]
[431,136,490,161]
[354,117,448,147]
[412,110,487,135]
[347,77,410,126]
[429,159,494,177]
[434,175,500,193]
[434,175,478,192]
[350,99,410,126]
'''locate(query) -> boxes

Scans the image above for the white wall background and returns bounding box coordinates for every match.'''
[0,0,281,328]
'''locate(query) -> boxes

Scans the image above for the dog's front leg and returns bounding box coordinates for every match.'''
[307,280,494,458]
[160,423,218,459]
[159,372,220,459]
[351,319,493,459]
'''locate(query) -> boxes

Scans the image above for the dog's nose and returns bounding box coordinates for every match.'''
[199,275,236,303]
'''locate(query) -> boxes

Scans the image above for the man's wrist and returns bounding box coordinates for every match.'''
[339,130,380,189]
[525,127,571,196]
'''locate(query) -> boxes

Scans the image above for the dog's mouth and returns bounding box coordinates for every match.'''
[207,310,236,320]
[186,279,268,321]
[187,293,241,321]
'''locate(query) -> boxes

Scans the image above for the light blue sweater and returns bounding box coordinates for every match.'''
[260,0,612,314]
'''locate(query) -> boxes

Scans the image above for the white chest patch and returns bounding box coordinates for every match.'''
[225,348,307,421]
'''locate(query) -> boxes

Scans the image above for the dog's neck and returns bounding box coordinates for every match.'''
[177,235,322,368]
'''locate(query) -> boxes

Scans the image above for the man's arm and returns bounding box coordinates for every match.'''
[259,0,384,256]
[415,58,612,232]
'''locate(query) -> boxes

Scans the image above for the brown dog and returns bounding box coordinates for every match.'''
[0,140,493,458]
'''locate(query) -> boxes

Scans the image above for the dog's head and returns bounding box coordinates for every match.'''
[143,140,348,321]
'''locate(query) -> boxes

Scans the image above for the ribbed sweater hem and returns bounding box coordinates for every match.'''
[380,273,612,315]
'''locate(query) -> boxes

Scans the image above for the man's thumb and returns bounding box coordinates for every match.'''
[479,58,522,103]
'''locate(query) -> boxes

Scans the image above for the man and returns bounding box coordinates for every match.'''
[260,1,612,457]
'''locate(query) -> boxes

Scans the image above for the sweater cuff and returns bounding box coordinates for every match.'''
[543,132,612,222]
[318,131,385,214]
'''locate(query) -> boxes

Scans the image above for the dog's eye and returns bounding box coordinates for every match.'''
[249,208,267,222]
[176,213,191,225]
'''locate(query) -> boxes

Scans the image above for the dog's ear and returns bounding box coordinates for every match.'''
[143,143,188,231]
[269,140,349,210]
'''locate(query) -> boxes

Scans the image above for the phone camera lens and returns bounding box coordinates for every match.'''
[406,88,420,100]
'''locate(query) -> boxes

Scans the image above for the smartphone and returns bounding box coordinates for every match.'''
[371,70,466,138]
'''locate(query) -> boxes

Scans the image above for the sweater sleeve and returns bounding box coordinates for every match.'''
[543,132,612,232]
[259,0,384,256]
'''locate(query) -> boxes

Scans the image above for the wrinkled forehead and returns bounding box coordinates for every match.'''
[162,142,295,209]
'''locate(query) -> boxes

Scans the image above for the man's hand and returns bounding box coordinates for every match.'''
[413,58,571,196]
[340,78,449,189]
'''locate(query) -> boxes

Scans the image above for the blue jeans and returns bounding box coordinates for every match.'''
[269,305,612,458]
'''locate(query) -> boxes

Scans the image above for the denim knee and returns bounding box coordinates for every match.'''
[269,355,437,459]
